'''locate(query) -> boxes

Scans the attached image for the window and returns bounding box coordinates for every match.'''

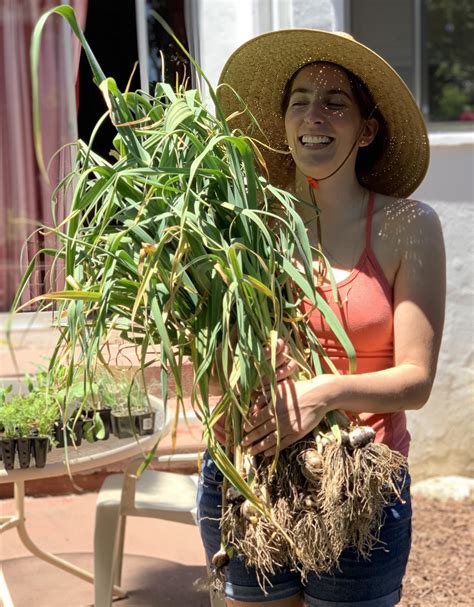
[350,0,474,124]
[145,0,194,90]
[424,0,473,122]
[134,0,199,94]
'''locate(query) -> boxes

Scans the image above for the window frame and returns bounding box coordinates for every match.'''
[345,0,473,133]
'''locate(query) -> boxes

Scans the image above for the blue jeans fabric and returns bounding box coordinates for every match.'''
[197,450,411,605]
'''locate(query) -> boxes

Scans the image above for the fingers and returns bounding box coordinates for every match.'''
[261,434,301,457]
[246,432,279,455]
[261,358,298,385]
[243,429,299,456]
[262,339,286,367]
[259,349,297,388]
[262,338,285,357]
[243,401,272,432]
[241,417,277,447]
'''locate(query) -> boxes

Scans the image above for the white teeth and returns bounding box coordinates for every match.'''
[301,135,332,144]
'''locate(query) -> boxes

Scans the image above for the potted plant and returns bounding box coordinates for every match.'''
[0,401,18,470]
[54,380,88,447]
[0,389,58,469]
[0,384,13,462]
[53,413,84,447]
[107,375,156,439]
[54,367,122,444]
[79,371,114,442]
[14,406,33,469]
[28,395,58,467]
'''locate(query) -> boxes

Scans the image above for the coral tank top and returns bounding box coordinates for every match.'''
[301,191,410,456]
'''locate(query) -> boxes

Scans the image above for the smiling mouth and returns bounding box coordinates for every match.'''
[300,135,333,146]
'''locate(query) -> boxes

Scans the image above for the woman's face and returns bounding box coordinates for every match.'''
[284,63,377,180]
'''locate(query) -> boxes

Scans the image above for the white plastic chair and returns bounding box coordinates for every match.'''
[94,453,225,606]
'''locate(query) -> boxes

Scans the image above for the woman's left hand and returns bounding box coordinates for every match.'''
[242,375,337,456]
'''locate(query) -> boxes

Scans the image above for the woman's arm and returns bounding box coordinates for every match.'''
[243,201,446,455]
[323,200,446,413]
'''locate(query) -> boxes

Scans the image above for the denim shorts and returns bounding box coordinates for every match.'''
[197,450,411,606]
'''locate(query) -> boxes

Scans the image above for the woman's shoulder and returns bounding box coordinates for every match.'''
[371,193,444,283]
[374,193,443,242]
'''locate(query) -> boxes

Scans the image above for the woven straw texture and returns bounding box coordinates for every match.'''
[218,29,429,198]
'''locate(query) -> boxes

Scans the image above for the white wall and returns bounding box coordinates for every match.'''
[197,0,344,94]
[198,0,294,96]
[198,0,259,100]
[292,0,338,29]
[408,135,474,481]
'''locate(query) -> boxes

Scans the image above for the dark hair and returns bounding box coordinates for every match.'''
[281,62,388,182]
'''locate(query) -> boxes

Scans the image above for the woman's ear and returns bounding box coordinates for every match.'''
[359,118,379,147]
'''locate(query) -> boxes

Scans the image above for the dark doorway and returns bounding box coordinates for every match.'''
[77,1,193,160]
[77,0,140,159]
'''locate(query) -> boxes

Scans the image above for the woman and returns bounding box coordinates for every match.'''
[197,30,445,607]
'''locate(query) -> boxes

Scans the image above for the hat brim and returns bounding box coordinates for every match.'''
[218,29,429,198]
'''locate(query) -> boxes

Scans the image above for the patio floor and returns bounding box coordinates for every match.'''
[1,490,211,606]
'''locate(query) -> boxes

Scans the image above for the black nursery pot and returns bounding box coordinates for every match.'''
[16,437,32,469]
[0,438,16,470]
[111,411,156,439]
[32,436,50,468]
[97,408,112,440]
[136,411,156,436]
[111,413,134,439]
[54,418,84,447]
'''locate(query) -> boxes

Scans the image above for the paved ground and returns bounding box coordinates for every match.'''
[1,491,211,607]
[2,489,473,607]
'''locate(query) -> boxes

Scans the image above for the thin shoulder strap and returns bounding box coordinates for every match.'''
[365,191,376,250]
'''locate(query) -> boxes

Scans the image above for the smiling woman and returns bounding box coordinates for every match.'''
[283,63,380,187]
[198,28,446,607]
[283,61,388,190]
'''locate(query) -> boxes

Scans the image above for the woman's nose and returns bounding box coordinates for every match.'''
[303,102,324,124]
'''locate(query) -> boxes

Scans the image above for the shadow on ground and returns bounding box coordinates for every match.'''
[3,553,211,607]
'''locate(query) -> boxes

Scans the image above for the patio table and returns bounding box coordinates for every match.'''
[0,405,166,606]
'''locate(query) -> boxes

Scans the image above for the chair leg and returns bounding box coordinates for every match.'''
[94,502,121,607]
[113,514,127,587]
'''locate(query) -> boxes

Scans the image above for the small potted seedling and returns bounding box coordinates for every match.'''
[0,387,58,469]
[54,382,86,447]
[80,372,114,443]
[15,409,32,469]
[0,401,18,470]
[55,371,112,444]
[108,375,156,439]
[27,394,58,468]
[0,384,13,462]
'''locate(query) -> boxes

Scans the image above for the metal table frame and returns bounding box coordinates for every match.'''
[0,419,165,606]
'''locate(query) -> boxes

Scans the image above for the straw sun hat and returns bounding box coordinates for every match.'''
[218,29,429,198]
